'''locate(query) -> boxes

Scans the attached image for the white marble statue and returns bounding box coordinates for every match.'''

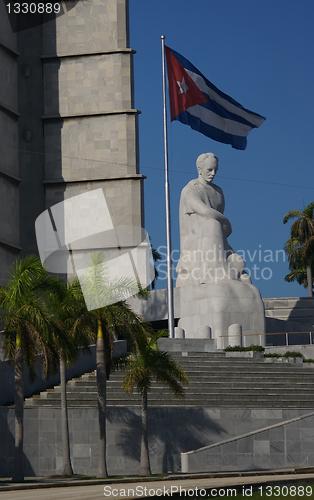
[176,153,265,347]
[176,152,249,287]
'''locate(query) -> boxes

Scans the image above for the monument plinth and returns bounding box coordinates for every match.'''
[176,153,265,348]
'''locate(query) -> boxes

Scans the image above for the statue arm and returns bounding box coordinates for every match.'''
[186,189,232,237]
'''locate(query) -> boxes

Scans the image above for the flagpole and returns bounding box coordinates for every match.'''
[161,35,175,339]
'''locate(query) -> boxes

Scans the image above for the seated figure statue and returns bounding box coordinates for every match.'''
[176,152,250,287]
[175,153,265,345]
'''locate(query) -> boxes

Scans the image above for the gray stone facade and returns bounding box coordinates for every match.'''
[0,0,20,282]
[182,410,314,473]
[0,341,127,406]
[1,407,314,477]
[0,0,144,284]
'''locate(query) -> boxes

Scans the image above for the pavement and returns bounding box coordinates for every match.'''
[1,468,314,499]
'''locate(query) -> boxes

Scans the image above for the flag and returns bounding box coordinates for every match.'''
[165,46,265,150]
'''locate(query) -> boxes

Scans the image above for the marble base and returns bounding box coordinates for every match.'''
[177,280,265,348]
[158,338,216,353]
[225,351,264,359]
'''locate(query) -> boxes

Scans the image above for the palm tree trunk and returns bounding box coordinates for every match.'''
[12,339,24,482]
[139,389,151,475]
[96,319,108,478]
[60,355,73,475]
[306,265,313,297]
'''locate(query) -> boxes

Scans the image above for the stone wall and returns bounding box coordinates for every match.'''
[182,410,314,473]
[0,341,127,406]
[0,350,96,407]
[1,407,313,477]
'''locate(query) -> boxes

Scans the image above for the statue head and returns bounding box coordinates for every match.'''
[196,153,218,185]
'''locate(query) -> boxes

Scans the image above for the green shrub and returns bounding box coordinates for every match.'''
[224,344,265,352]
[264,351,304,359]
[283,351,304,359]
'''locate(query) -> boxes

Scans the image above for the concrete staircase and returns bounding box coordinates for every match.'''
[25,352,314,409]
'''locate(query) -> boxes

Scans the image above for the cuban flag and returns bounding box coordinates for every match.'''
[165,46,265,150]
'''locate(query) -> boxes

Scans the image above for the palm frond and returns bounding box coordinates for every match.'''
[303,202,314,220]
[302,235,314,260]
[122,328,189,399]
[284,237,301,254]
[283,210,302,224]
[0,255,68,380]
[79,251,140,311]
[284,203,314,294]
[284,269,309,286]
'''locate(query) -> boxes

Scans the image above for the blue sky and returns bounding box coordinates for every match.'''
[129,0,314,299]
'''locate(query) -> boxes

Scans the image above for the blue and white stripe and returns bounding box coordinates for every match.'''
[170,47,265,150]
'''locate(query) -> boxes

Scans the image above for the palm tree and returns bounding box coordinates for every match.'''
[122,330,189,475]
[283,202,314,297]
[48,279,92,476]
[284,253,314,294]
[78,252,149,477]
[0,255,62,482]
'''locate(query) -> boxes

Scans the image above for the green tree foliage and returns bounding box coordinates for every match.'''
[48,279,92,476]
[122,330,189,475]
[0,251,151,480]
[78,252,150,477]
[283,202,314,297]
[0,256,62,482]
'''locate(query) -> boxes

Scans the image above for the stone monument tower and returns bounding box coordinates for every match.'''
[0,0,144,283]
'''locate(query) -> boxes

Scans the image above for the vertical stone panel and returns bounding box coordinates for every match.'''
[43,53,133,117]
[0,1,17,50]
[17,19,46,256]
[0,48,18,110]
[43,0,128,56]
[0,6,20,283]
[42,0,144,260]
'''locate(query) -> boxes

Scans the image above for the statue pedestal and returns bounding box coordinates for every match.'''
[158,338,215,353]
[177,280,265,349]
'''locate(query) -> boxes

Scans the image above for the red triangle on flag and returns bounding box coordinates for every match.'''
[165,46,208,121]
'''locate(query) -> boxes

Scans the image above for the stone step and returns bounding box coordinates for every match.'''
[64,373,314,389]
[60,382,314,393]
[265,309,314,319]
[24,348,314,409]
[65,369,314,379]
[107,375,314,385]
[34,389,314,403]
[25,397,314,408]
[64,380,314,393]
[76,375,300,385]
[263,297,314,310]
[68,372,314,385]
[68,377,314,387]
[25,394,314,404]
[77,367,314,379]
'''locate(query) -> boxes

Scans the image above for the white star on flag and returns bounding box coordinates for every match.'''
[176,76,189,95]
